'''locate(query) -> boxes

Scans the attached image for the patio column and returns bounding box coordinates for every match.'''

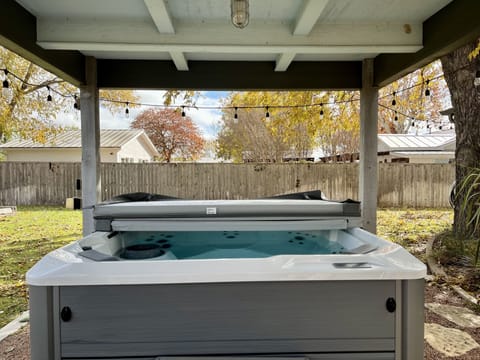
[80,56,101,235]
[359,58,378,233]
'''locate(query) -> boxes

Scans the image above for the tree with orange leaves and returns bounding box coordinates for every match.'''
[131,108,204,163]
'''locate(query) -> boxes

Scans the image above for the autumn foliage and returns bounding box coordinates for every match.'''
[131,108,204,162]
[0,45,138,143]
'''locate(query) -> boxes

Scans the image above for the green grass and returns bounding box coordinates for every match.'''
[0,207,82,328]
[377,208,453,247]
[0,206,453,328]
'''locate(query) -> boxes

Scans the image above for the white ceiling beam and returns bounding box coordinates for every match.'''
[39,41,422,55]
[37,20,422,48]
[144,0,175,34]
[275,53,296,72]
[170,51,189,71]
[293,0,330,36]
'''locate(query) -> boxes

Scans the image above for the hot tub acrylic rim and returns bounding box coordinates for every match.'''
[26,240,426,286]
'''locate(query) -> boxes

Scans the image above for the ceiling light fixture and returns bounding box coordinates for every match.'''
[231,0,249,29]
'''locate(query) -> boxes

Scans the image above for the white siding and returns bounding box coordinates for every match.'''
[4,149,81,162]
[117,137,155,163]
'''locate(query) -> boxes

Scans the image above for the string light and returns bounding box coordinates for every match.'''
[394,110,398,121]
[2,69,10,99]
[125,102,130,118]
[0,62,471,131]
[234,107,238,121]
[425,79,431,97]
[73,95,80,110]
[46,86,52,102]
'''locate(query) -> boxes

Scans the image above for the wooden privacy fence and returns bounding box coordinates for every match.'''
[0,162,455,208]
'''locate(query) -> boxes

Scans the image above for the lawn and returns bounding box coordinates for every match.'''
[0,207,82,328]
[0,206,453,328]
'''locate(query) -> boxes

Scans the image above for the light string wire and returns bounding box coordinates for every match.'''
[0,61,475,116]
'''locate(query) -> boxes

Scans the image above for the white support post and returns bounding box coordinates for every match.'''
[360,58,378,233]
[80,56,101,235]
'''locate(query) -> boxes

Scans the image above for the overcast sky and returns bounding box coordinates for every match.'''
[58,90,228,141]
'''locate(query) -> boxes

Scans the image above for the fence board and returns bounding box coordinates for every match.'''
[0,162,454,208]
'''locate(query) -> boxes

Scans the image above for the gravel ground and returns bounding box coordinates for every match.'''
[1,282,479,359]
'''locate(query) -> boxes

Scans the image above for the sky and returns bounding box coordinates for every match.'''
[59,90,228,141]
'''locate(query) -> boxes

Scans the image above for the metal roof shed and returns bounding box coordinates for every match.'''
[1,0,479,235]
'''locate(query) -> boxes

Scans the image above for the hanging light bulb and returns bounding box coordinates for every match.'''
[231,0,249,29]
[46,86,52,102]
[125,102,130,118]
[73,95,80,110]
[425,80,431,96]
[265,106,270,119]
[319,103,324,119]
[2,69,12,100]
[234,107,238,123]
[391,91,396,106]
[474,70,480,87]
[181,106,186,117]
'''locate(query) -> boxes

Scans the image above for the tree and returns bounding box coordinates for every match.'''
[440,40,480,237]
[0,46,138,143]
[131,108,204,162]
[217,91,360,163]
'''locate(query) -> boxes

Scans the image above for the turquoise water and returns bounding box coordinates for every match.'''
[118,230,345,260]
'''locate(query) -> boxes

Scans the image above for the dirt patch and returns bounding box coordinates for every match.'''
[0,326,30,360]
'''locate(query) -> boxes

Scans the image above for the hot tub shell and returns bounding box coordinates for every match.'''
[27,196,426,360]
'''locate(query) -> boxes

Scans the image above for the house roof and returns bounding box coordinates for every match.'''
[378,133,455,152]
[0,129,158,154]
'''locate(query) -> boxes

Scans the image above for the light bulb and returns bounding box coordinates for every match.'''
[233,107,238,123]
[231,0,249,29]
[474,70,480,87]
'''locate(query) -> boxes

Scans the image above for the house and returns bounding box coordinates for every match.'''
[317,131,456,163]
[378,131,455,164]
[0,129,160,163]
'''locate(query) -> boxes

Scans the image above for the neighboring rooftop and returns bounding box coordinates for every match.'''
[0,129,147,148]
[378,133,455,151]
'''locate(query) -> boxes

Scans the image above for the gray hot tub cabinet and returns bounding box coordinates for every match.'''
[30,279,424,360]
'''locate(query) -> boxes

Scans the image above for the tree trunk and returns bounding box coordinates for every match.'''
[441,41,480,237]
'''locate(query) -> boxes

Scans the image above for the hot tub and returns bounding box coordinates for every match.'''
[27,192,426,360]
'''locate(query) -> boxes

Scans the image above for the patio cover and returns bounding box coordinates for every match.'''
[1,0,479,234]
